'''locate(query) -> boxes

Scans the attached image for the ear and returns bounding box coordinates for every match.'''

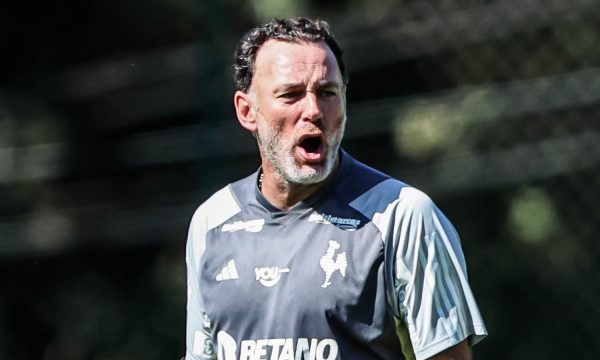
[234,90,258,133]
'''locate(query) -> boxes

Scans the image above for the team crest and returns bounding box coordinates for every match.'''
[319,240,347,288]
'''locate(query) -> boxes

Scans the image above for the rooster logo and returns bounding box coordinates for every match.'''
[319,240,347,288]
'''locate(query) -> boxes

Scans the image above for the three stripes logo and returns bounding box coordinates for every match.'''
[216,260,239,282]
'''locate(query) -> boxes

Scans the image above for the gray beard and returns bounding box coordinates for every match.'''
[255,116,345,185]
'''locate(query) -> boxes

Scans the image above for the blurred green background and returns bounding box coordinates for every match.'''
[1,0,599,359]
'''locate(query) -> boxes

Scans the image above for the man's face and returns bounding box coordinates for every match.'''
[249,40,346,185]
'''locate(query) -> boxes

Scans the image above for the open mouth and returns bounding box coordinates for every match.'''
[300,136,321,153]
[297,135,325,161]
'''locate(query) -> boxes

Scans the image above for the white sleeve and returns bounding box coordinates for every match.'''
[388,188,487,360]
[185,211,216,360]
[185,185,241,360]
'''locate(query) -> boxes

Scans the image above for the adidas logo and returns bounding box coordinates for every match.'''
[216,260,239,281]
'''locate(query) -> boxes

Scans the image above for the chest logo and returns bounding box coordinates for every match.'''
[319,240,347,288]
[255,266,290,287]
[216,260,239,282]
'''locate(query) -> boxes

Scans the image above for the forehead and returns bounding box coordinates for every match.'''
[252,40,341,86]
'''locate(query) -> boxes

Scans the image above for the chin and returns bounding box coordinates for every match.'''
[284,162,333,185]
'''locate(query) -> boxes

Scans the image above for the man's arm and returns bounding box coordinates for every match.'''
[428,340,471,360]
[386,187,487,359]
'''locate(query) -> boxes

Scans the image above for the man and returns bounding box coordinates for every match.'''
[186,17,487,360]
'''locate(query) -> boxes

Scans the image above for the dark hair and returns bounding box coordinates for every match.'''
[233,17,346,92]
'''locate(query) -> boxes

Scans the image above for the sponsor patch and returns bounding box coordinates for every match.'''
[308,213,360,231]
[254,266,290,287]
[217,330,338,360]
[222,219,265,233]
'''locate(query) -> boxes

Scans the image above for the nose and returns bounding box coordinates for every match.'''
[301,91,323,122]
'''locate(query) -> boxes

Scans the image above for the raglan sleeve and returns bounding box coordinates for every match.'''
[185,210,217,360]
[388,188,487,360]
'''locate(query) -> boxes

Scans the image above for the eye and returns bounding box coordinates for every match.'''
[318,89,338,98]
[279,90,304,100]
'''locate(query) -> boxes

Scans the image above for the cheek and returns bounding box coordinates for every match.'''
[258,110,297,144]
[323,99,346,122]
[257,106,288,132]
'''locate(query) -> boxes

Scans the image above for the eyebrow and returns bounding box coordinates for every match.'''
[273,80,342,94]
[316,80,343,89]
[273,82,304,92]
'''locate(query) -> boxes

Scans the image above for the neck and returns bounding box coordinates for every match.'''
[259,160,339,211]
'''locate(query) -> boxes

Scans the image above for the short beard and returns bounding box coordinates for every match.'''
[255,111,345,185]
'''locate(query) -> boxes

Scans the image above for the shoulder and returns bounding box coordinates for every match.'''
[190,185,241,231]
[186,184,241,269]
[343,154,436,219]
[342,154,406,216]
[397,186,436,213]
[340,152,399,200]
[189,171,256,235]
